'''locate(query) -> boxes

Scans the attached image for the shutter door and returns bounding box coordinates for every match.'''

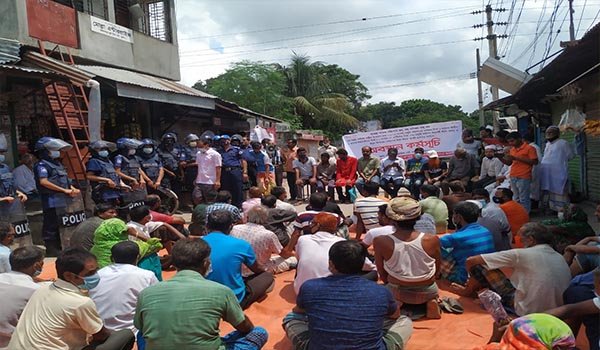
[585,98,600,201]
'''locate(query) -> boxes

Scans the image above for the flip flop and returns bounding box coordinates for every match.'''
[442,296,464,314]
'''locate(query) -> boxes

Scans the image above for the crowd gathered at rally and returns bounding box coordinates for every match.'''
[0,124,600,350]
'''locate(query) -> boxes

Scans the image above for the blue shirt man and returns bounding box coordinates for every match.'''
[217,136,248,208]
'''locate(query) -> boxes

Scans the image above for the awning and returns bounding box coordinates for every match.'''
[76,65,216,110]
[21,51,94,86]
[0,64,69,81]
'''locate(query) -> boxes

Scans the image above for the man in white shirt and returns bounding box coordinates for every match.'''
[0,223,14,273]
[379,148,406,198]
[455,222,571,317]
[90,241,158,335]
[293,147,317,199]
[270,186,296,212]
[540,126,575,212]
[8,248,135,350]
[474,145,504,189]
[290,212,376,294]
[471,189,512,252]
[0,246,44,348]
[353,182,387,240]
[193,137,222,205]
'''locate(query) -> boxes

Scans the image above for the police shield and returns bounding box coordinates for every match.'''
[0,199,32,247]
[55,193,86,248]
[121,187,148,210]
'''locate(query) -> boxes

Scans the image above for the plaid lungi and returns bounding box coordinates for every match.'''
[469,264,515,309]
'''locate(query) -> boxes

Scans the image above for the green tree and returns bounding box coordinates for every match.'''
[278,54,360,133]
[192,61,295,122]
[317,64,371,110]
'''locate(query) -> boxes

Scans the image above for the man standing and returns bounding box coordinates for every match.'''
[355,146,381,196]
[457,223,571,317]
[282,139,299,201]
[90,241,158,334]
[501,132,538,213]
[0,246,45,347]
[134,238,268,349]
[293,147,317,199]
[193,136,222,205]
[263,137,284,187]
[12,154,37,199]
[317,137,337,164]
[284,240,412,350]
[8,248,135,350]
[439,201,495,285]
[540,126,575,212]
[334,148,357,203]
[218,135,248,208]
[379,148,405,198]
[203,210,274,309]
[457,129,482,161]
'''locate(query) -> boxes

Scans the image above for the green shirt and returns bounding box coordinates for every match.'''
[419,196,448,225]
[134,270,245,349]
[358,155,381,178]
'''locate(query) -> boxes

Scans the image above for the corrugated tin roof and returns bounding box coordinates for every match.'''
[76,65,217,99]
[0,64,68,78]
[22,51,93,86]
[0,38,21,64]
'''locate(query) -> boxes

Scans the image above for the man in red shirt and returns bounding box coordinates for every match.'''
[501,132,538,213]
[495,188,529,248]
[334,148,358,203]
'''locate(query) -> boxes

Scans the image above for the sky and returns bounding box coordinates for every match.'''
[174,0,600,114]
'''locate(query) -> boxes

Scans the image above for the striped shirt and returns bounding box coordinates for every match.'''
[293,210,343,234]
[205,203,243,223]
[440,222,495,284]
[354,197,387,231]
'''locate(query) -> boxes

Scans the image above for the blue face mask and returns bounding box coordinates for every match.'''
[415,153,422,160]
[0,154,5,163]
[98,150,109,158]
[77,272,101,290]
[478,199,487,208]
[33,269,42,277]
[49,150,61,159]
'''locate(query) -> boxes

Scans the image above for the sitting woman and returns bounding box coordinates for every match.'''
[541,204,595,253]
[474,313,576,350]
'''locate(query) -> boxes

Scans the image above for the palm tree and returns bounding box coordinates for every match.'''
[280,53,359,130]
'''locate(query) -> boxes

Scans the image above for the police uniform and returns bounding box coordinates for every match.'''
[241,146,258,187]
[34,159,71,244]
[86,157,121,204]
[157,146,181,190]
[180,146,198,190]
[114,154,142,185]
[219,145,245,207]
[0,163,15,198]
[139,153,163,184]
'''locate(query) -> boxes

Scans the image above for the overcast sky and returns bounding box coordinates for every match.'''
[174,0,600,114]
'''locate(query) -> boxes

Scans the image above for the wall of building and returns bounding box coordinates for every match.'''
[1,0,180,80]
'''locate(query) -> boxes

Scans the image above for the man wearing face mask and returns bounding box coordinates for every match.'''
[438,201,495,285]
[404,147,428,198]
[473,145,504,189]
[134,238,268,349]
[0,246,45,347]
[86,140,129,205]
[494,188,529,248]
[138,138,165,191]
[114,138,146,189]
[218,135,248,208]
[33,137,81,255]
[8,248,135,350]
[180,133,200,193]
[0,134,28,206]
[539,126,575,212]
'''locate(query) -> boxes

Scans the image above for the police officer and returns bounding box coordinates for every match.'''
[114,138,146,189]
[157,132,181,190]
[218,135,248,208]
[262,137,283,186]
[180,133,200,192]
[0,134,27,204]
[235,134,257,187]
[138,138,164,191]
[86,140,127,205]
[33,137,80,255]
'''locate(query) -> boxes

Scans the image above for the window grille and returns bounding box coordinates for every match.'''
[53,0,109,20]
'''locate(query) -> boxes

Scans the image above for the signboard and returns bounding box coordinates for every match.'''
[26,0,78,48]
[90,16,134,43]
[342,120,463,159]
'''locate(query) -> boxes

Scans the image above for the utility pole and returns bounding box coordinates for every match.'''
[476,48,485,127]
[486,5,500,132]
[568,0,576,41]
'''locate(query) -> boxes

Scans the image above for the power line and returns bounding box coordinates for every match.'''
[368,73,473,90]
[577,0,589,35]
[177,5,481,41]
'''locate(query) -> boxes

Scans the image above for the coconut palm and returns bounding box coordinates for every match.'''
[280,53,359,130]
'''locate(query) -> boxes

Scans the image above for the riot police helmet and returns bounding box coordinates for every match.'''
[161,132,178,143]
[184,133,200,144]
[34,137,73,152]
[116,138,143,150]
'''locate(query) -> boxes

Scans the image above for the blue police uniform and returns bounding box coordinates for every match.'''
[86,157,121,203]
[157,146,181,190]
[180,146,199,189]
[219,145,245,208]
[34,159,71,243]
[114,154,142,184]
[139,154,163,183]
[0,163,15,197]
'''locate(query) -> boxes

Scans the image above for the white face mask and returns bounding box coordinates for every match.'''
[128,149,136,156]
[49,150,61,159]
[143,147,153,154]
[203,262,212,277]
[189,142,197,148]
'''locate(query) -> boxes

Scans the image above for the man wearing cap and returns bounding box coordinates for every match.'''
[423,150,447,189]
[217,135,248,208]
[473,145,504,189]
[379,148,405,198]
[289,212,376,295]
[374,196,442,319]
[438,201,495,285]
[540,126,575,212]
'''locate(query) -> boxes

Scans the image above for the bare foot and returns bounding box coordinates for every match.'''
[450,282,469,296]
[426,299,441,319]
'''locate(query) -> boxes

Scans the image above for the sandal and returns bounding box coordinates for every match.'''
[439,297,464,314]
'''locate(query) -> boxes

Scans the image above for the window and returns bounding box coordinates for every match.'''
[114,0,172,43]
[54,0,109,20]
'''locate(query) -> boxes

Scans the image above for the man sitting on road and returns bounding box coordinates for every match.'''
[71,203,118,251]
[203,210,274,309]
[353,181,387,240]
[419,184,448,234]
[283,240,413,350]
[494,188,529,248]
[471,189,512,252]
[261,195,297,247]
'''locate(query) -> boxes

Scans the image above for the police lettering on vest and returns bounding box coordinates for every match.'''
[60,211,86,227]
